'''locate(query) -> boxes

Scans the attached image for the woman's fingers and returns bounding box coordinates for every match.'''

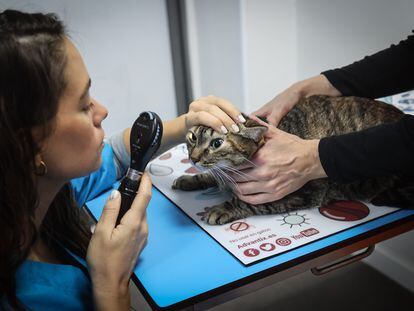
[121,172,152,226]
[236,192,280,205]
[189,95,245,133]
[205,104,241,133]
[195,95,242,122]
[251,102,271,118]
[187,110,226,134]
[95,190,122,235]
[235,181,265,195]
[235,180,291,204]
[227,167,255,182]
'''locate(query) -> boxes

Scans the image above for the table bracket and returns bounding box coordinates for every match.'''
[311,245,375,276]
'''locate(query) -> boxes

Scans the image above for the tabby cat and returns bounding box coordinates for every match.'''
[172,95,414,225]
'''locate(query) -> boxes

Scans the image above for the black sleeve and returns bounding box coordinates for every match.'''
[319,114,414,183]
[322,31,414,98]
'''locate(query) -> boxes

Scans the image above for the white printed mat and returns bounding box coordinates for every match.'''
[148,144,399,265]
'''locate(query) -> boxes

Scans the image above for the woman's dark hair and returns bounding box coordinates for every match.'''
[0,10,92,310]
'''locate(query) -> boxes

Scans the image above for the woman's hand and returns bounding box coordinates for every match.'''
[252,75,341,126]
[87,173,152,311]
[184,95,245,134]
[158,95,245,155]
[230,124,327,204]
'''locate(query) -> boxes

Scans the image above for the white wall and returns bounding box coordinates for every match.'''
[1,0,177,136]
[296,0,414,79]
[187,0,414,292]
[186,0,245,111]
[243,0,297,113]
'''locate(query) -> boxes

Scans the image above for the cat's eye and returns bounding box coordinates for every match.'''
[210,138,223,149]
[188,132,197,143]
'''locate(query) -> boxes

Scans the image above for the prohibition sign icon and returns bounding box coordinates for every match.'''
[230,221,249,232]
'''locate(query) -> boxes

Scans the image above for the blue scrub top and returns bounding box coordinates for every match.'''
[14,144,117,310]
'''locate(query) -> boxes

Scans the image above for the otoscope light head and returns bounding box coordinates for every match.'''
[129,111,163,172]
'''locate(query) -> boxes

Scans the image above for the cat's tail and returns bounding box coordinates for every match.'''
[370,181,414,209]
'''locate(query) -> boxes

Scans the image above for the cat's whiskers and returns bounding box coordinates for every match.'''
[208,168,226,189]
[240,156,259,168]
[214,166,240,192]
[212,168,229,190]
[217,163,253,181]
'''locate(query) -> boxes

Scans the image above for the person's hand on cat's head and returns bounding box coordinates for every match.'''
[184,95,246,134]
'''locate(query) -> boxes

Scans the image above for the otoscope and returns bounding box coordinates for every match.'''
[116,111,163,225]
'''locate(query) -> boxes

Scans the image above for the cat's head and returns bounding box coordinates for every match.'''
[185,115,267,169]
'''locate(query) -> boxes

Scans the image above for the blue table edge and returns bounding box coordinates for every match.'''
[84,187,414,311]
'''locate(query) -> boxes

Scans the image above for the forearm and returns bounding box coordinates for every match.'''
[93,283,130,311]
[306,139,328,181]
[291,74,342,99]
[157,114,187,156]
[318,115,414,183]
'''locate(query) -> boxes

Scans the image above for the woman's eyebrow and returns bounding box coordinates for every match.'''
[80,78,91,100]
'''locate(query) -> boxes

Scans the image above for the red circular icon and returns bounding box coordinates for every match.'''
[159,152,172,160]
[319,200,369,221]
[275,238,291,246]
[243,248,260,257]
[230,221,249,232]
[259,243,276,252]
[185,166,200,174]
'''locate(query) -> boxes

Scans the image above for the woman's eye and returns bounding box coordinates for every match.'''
[210,138,223,149]
[82,102,93,112]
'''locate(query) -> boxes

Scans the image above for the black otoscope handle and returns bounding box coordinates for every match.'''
[116,174,142,225]
[114,111,163,226]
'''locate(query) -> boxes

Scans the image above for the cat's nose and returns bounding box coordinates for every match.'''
[190,155,201,164]
[190,151,202,164]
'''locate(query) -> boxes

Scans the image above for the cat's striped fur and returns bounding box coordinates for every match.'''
[172,95,414,225]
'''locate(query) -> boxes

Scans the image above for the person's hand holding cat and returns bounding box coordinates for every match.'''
[231,123,327,204]
[253,75,341,126]
[231,74,340,204]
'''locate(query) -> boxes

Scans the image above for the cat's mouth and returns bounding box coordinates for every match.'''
[196,162,215,169]
[202,159,239,170]
[191,160,211,171]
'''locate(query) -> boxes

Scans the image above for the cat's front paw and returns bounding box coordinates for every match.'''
[197,202,238,225]
[172,175,198,191]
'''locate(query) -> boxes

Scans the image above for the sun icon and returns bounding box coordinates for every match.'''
[277,212,310,228]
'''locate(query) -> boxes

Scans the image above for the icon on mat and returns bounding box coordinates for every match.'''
[300,228,319,237]
[319,200,369,221]
[184,166,200,174]
[259,243,275,252]
[159,152,172,160]
[230,221,250,232]
[275,238,291,246]
[243,248,260,257]
[276,212,310,228]
[149,163,173,176]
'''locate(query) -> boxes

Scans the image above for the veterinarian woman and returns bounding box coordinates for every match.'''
[231,31,414,205]
[0,10,245,310]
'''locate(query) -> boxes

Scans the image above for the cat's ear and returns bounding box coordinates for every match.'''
[237,121,268,142]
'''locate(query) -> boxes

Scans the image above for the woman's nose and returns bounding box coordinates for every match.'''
[91,97,108,126]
